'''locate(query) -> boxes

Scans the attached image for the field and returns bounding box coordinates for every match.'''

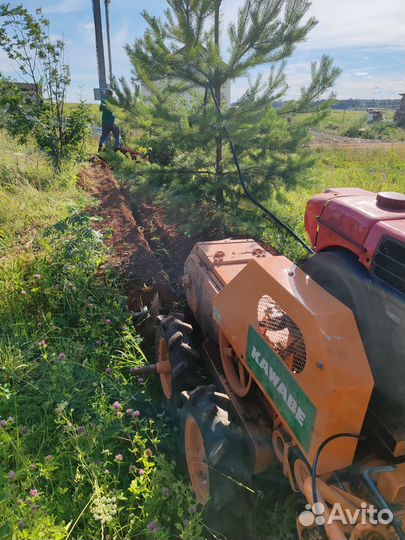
[313,109,404,141]
[0,125,404,539]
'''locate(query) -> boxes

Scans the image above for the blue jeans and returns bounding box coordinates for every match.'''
[99,123,121,149]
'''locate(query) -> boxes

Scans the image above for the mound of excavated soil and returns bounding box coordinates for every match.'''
[78,159,173,312]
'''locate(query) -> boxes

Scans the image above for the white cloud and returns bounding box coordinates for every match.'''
[221,0,405,50]
[49,33,72,45]
[80,21,96,45]
[43,0,86,14]
[112,23,129,49]
[230,65,404,101]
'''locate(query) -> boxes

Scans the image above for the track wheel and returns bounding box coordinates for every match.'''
[155,313,199,419]
[180,385,251,510]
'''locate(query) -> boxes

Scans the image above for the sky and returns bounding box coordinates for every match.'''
[1,0,404,103]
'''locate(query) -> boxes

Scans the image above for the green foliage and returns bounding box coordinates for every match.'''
[0,203,203,540]
[0,5,91,169]
[311,109,405,141]
[115,0,340,235]
[343,119,404,141]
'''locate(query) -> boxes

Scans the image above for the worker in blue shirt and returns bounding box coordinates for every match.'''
[98,89,121,152]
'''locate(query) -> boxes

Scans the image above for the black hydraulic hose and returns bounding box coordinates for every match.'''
[208,86,314,255]
[311,433,365,538]
[311,433,363,508]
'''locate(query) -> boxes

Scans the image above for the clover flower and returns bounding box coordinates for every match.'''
[58,352,66,360]
[38,340,46,349]
[114,454,124,462]
[112,401,121,410]
[8,470,16,480]
[29,489,39,497]
[105,367,113,375]
[132,410,141,418]
[147,521,160,533]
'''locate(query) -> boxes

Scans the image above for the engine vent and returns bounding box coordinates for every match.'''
[372,238,405,295]
[257,295,306,374]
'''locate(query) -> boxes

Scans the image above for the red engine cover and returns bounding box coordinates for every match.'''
[305,188,405,270]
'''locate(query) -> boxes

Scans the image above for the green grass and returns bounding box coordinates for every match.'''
[317,109,404,141]
[318,109,369,131]
[0,130,91,255]
[0,132,205,540]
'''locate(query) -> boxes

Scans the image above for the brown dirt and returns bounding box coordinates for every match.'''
[129,200,198,295]
[78,159,173,312]
[310,130,405,149]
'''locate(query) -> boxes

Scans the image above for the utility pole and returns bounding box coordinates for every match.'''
[92,0,107,98]
[104,0,113,85]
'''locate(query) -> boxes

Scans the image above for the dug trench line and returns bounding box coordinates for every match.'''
[78,159,174,315]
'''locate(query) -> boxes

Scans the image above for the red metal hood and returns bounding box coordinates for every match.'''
[305,188,405,267]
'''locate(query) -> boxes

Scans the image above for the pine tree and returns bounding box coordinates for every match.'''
[123,0,341,235]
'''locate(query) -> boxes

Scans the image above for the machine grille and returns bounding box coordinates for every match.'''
[372,238,405,294]
[257,295,306,374]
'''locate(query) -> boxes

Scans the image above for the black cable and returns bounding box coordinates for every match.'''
[311,433,362,536]
[208,86,314,255]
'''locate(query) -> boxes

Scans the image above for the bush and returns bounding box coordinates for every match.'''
[0,6,91,169]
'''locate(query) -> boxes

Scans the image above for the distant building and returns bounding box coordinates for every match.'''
[394,94,405,128]
[14,82,41,99]
[367,108,384,123]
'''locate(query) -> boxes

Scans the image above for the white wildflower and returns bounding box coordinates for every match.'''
[91,495,117,525]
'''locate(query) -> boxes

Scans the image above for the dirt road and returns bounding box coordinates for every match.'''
[310,129,404,149]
